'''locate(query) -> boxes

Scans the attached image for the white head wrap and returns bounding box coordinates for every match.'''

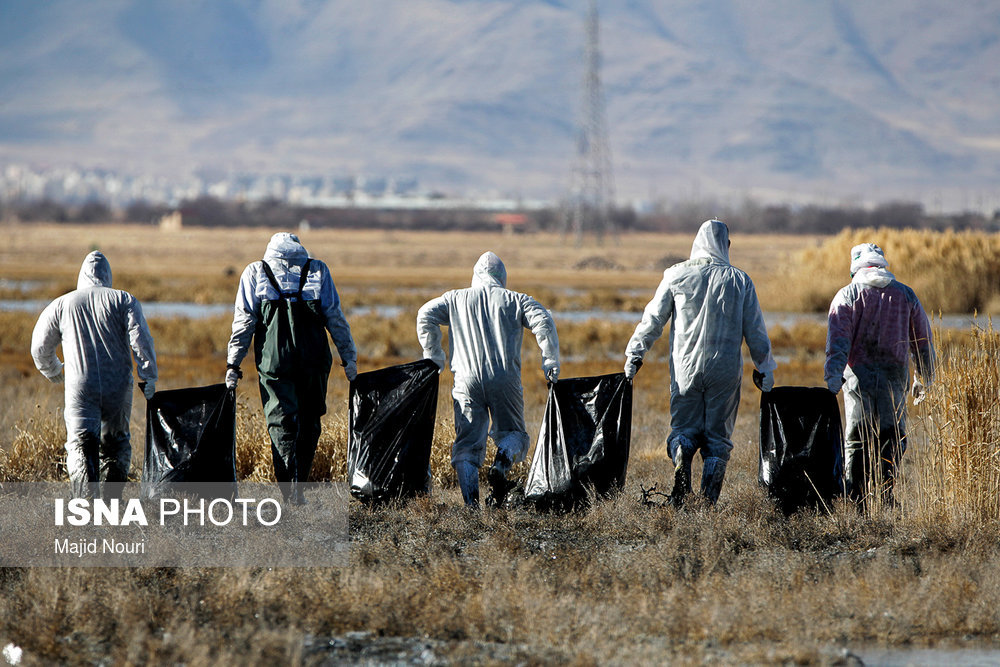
[850,243,888,276]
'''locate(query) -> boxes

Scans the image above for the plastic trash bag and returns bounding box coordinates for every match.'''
[524,373,632,510]
[348,359,439,503]
[142,383,237,499]
[759,386,844,514]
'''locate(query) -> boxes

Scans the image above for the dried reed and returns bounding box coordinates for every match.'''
[915,323,1000,521]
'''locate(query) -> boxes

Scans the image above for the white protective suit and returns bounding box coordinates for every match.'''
[417,252,559,504]
[825,243,935,503]
[625,220,775,503]
[31,251,158,498]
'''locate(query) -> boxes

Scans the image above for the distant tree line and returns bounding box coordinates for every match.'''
[2,194,998,234]
[1,198,124,224]
[635,199,1000,234]
[172,196,517,232]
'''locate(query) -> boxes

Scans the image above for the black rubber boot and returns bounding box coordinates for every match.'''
[669,448,693,507]
[700,457,728,505]
[456,462,480,508]
[486,451,513,508]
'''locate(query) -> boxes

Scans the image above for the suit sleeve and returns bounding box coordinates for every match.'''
[909,299,935,385]
[625,271,674,360]
[824,288,855,388]
[125,295,158,384]
[30,300,64,379]
[227,263,259,368]
[742,279,776,374]
[416,296,450,369]
[320,264,357,365]
[521,296,559,375]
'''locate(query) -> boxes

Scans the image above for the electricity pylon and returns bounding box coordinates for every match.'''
[563,0,616,246]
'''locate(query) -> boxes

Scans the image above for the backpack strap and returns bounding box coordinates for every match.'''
[296,259,312,299]
[260,258,312,300]
[260,260,282,293]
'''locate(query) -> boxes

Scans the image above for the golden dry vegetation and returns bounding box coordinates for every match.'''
[1,224,999,665]
[791,227,1000,314]
[915,324,1000,520]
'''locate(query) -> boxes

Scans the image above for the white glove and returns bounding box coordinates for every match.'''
[759,371,774,392]
[546,366,560,383]
[225,368,241,389]
[426,355,445,372]
[624,356,642,380]
[142,382,156,400]
[827,376,843,394]
[344,360,358,382]
[49,369,65,384]
[912,379,926,406]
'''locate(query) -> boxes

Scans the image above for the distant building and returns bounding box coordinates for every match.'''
[495,212,529,235]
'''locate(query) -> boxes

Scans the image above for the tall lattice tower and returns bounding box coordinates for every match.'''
[564,0,616,245]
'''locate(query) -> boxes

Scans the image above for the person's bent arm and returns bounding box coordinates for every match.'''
[909,300,935,386]
[126,296,158,386]
[625,272,674,361]
[227,264,259,369]
[521,296,559,379]
[417,296,450,370]
[30,301,64,381]
[319,264,357,367]
[824,290,854,393]
[741,280,776,377]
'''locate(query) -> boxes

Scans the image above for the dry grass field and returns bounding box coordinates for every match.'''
[1,223,999,665]
[0,222,816,311]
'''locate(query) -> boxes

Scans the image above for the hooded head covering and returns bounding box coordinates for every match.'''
[77,251,113,289]
[264,232,309,262]
[689,219,730,264]
[471,251,507,288]
[850,243,888,276]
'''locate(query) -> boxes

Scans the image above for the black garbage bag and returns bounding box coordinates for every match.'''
[348,359,439,503]
[142,383,237,499]
[759,386,844,514]
[524,373,632,510]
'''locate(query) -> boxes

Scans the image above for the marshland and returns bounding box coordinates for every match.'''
[1,223,999,665]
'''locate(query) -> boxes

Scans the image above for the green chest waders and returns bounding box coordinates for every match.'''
[254,259,334,501]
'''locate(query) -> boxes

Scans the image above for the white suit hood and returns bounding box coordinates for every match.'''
[471,251,507,288]
[264,232,309,263]
[690,220,730,264]
[77,251,113,289]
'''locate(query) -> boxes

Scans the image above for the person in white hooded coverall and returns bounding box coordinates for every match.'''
[825,243,934,506]
[226,233,357,503]
[417,251,560,507]
[624,220,775,505]
[31,251,158,499]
